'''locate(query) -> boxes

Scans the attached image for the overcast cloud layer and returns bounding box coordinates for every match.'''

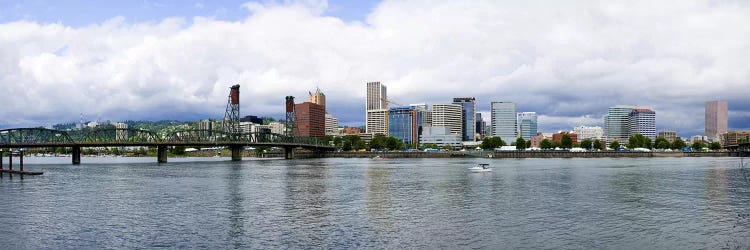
[1,0,749,137]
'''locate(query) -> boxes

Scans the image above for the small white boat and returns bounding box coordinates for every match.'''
[372,155,382,159]
[468,163,492,172]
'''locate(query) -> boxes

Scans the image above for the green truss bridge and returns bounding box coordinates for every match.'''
[0,127,334,164]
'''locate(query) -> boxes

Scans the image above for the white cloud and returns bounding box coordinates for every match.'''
[0,0,748,136]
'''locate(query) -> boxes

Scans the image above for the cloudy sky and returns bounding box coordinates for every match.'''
[1,0,748,137]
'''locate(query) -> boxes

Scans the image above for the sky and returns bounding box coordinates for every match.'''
[0,0,748,138]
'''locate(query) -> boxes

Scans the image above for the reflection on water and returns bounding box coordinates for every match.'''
[0,157,749,248]
[365,165,393,233]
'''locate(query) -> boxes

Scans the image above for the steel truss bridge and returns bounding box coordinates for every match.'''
[0,127,334,163]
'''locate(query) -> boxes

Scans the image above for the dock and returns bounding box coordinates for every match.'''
[0,149,44,176]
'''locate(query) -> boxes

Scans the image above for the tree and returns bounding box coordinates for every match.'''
[515,137,527,150]
[580,139,593,149]
[671,138,687,150]
[170,146,186,155]
[481,137,505,150]
[540,139,553,149]
[443,144,454,151]
[342,140,352,151]
[354,140,366,151]
[654,136,671,149]
[593,139,604,151]
[526,140,532,148]
[709,142,721,151]
[422,143,439,149]
[552,141,562,149]
[691,141,706,151]
[610,140,620,150]
[369,135,387,150]
[385,136,404,150]
[560,134,573,149]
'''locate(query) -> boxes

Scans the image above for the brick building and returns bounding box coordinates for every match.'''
[294,102,325,138]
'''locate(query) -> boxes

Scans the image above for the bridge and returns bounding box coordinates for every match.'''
[0,85,334,168]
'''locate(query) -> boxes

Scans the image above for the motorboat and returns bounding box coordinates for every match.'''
[468,163,492,172]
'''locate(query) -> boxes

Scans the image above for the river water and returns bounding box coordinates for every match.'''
[1,157,749,249]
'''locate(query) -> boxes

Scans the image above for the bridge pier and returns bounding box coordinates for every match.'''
[284,146,294,159]
[72,146,81,165]
[1,150,4,171]
[157,146,168,163]
[230,145,243,161]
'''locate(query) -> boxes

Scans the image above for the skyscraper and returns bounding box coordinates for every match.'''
[705,100,728,141]
[294,102,325,138]
[490,102,517,143]
[431,103,463,135]
[516,112,538,141]
[605,105,635,144]
[388,106,425,146]
[309,87,326,112]
[629,108,656,141]
[476,113,486,138]
[366,82,388,135]
[453,97,476,141]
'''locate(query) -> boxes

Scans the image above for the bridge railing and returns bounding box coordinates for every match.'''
[0,128,75,145]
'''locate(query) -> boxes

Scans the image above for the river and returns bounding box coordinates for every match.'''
[1,157,749,249]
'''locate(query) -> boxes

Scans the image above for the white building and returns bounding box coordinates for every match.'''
[573,126,604,140]
[629,108,656,141]
[325,113,339,136]
[366,82,388,135]
[268,122,285,135]
[114,122,128,140]
[431,103,463,136]
[420,127,462,147]
[491,102,517,143]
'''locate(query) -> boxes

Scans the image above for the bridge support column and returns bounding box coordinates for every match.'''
[19,150,23,172]
[72,146,81,165]
[284,147,294,159]
[8,150,13,170]
[230,145,243,161]
[1,150,4,171]
[157,146,168,163]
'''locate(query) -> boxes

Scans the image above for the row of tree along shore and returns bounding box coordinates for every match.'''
[262,150,742,159]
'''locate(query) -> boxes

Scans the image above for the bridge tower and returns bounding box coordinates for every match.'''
[223,84,241,136]
[222,84,243,161]
[284,96,296,159]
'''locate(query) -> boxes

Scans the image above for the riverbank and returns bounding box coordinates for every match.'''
[261,151,744,159]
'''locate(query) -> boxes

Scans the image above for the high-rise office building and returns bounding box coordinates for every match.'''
[516,112,538,141]
[295,102,325,138]
[491,102,517,143]
[705,100,728,141]
[432,103,463,135]
[453,97,476,141]
[366,82,388,135]
[605,105,635,144]
[388,106,426,146]
[629,108,656,141]
[476,113,485,138]
[325,113,339,136]
[309,87,326,112]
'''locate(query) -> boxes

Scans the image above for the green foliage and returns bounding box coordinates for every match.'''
[560,134,573,149]
[627,134,653,149]
[481,137,505,150]
[671,138,686,150]
[654,136,671,149]
[593,139,605,151]
[261,117,277,125]
[610,140,620,150]
[526,140,532,148]
[384,136,404,150]
[369,135,387,149]
[515,137,527,150]
[443,144,454,151]
[691,141,706,151]
[552,141,561,149]
[540,139,553,149]
[580,139,593,149]
[355,140,366,151]
[709,142,721,150]
[170,146,186,155]
[422,143,439,149]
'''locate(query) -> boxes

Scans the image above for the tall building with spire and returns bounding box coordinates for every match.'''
[309,87,326,112]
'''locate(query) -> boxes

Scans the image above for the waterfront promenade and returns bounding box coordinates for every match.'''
[262,150,745,159]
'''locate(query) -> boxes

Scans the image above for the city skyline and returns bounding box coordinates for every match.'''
[0,0,748,138]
